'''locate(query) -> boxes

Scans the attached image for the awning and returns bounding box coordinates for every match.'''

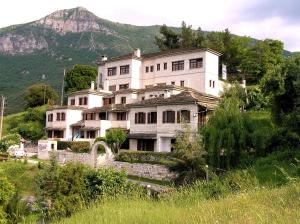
[127,133,157,139]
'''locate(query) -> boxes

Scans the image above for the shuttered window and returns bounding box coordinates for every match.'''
[162,110,175,123]
[135,112,146,124]
[177,110,190,123]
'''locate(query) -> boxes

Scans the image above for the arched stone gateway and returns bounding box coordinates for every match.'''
[91,141,115,168]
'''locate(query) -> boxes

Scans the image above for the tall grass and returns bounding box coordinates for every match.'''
[58,182,300,224]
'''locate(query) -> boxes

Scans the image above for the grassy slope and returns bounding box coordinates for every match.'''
[59,182,300,224]
[0,161,38,196]
[59,151,300,224]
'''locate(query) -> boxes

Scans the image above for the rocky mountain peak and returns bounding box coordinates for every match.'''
[34,7,108,34]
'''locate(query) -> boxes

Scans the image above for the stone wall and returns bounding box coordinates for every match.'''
[56,150,93,167]
[102,161,178,181]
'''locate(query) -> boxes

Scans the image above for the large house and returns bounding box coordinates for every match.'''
[45,48,222,152]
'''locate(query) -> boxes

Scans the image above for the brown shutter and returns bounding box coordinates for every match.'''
[177,111,181,123]
[171,111,175,123]
[142,113,146,123]
[147,112,150,124]
[135,113,137,123]
[163,111,166,123]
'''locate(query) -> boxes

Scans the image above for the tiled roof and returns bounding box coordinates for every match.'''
[128,91,219,109]
[67,89,112,97]
[83,104,129,113]
[47,105,85,111]
[99,48,222,64]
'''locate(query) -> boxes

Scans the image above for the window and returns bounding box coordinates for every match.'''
[120,65,129,75]
[171,81,175,85]
[141,96,145,101]
[83,113,96,120]
[177,110,190,123]
[104,97,115,105]
[189,58,203,69]
[147,112,157,124]
[108,67,117,76]
[79,97,88,105]
[180,80,185,87]
[164,62,167,70]
[47,114,53,122]
[172,60,184,71]
[135,112,146,124]
[109,85,116,91]
[121,97,126,104]
[150,66,154,72]
[61,112,66,121]
[117,112,127,121]
[53,130,64,138]
[162,110,175,123]
[99,112,107,120]
[157,64,160,71]
[137,139,154,151]
[209,80,212,87]
[213,81,215,88]
[119,84,129,90]
[56,113,61,121]
[47,131,53,138]
[87,131,96,139]
[70,99,75,105]
[145,66,149,73]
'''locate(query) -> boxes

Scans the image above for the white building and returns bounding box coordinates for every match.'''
[45,48,221,152]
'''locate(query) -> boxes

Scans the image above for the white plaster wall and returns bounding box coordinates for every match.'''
[131,59,142,89]
[114,93,138,104]
[129,107,158,134]
[158,137,172,152]
[46,109,82,140]
[204,52,220,96]
[142,52,207,92]
[101,59,135,91]
[129,139,138,150]
[88,95,103,108]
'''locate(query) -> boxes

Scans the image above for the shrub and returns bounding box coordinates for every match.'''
[105,128,127,154]
[57,141,90,153]
[35,158,144,221]
[116,150,178,166]
[0,134,21,152]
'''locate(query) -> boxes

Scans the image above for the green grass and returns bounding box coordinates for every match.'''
[0,160,38,196]
[58,181,300,224]
[58,150,300,224]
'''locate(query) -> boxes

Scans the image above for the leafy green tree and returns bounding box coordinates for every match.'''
[172,123,206,184]
[24,84,59,108]
[0,170,15,224]
[64,64,97,94]
[16,122,44,141]
[155,25,180,51]
[105,128,127,154]
[0,134,21,152]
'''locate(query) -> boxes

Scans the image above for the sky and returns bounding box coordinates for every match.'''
[0,0,299,51]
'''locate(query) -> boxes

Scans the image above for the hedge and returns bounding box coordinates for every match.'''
[116,150,179,167]
[57,141,91,153]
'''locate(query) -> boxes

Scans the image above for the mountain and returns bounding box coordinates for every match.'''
[0,7,160,114]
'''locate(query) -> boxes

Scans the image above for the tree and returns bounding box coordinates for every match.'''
[172,123,206,184]
[64,64,97,94]
[202,85,247,169]
[105,128,127,154]
[24,84,59,108]
[155,25,180,51]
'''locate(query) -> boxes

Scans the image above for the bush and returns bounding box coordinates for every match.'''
[35,158,144,221]
[116,150,178,166]
[57,141,90,153]
[0,134,21,152]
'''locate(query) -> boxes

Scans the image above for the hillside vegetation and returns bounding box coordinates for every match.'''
[59,151,300,224]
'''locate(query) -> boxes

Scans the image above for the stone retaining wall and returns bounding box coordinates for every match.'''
[102,161,178,181]
[56,150,93,167]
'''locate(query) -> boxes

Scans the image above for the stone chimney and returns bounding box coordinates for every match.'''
[133,48,141,58]
[101,55,107,62]
[164,89,171,98]
[91,81,95,90]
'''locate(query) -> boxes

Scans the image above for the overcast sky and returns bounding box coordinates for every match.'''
[0,0,299,51]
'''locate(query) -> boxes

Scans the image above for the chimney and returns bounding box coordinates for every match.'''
[101,55,107,62]
[133,48,141,58]
[91,81,95,90]
[164,90,171,98]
